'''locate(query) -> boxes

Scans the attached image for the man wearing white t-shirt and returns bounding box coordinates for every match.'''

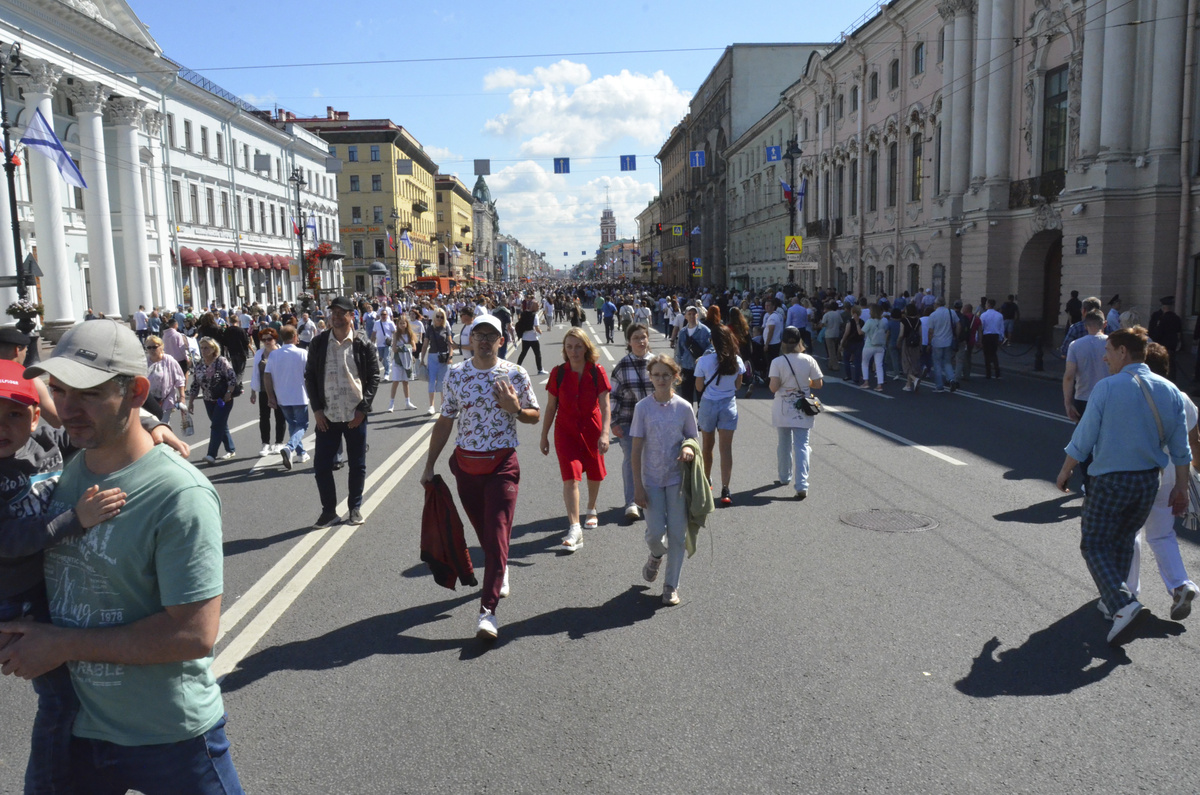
[978,299,1005,378]
[133,305,149,342]
[763,298,785,363]
[420,314,540,640]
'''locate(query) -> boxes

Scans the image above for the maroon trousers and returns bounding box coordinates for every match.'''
[448,449,520,612]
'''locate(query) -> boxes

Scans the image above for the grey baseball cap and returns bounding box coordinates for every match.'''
[25,319,147,388]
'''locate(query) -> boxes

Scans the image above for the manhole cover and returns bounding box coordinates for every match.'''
[839,509,939,533]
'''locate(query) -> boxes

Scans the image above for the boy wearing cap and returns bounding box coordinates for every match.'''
[0,320,243,794]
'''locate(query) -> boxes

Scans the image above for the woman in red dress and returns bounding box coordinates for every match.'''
[539,327,612,552]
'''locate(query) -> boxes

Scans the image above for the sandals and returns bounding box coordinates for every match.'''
[583,510,599,529]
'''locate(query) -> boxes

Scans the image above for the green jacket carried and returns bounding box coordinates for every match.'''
[681,437,715,556]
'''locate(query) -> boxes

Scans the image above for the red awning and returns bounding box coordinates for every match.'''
[228,252,247,269]
[179,247,201,268]
[213,250,233,269]
[196,248,218,269]
[274,256,290,271]
[253,254,272,270]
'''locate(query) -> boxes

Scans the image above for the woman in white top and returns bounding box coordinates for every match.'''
[387,315,419,411]
[373,308,396,379]
[770,326,824,499]
[409,308,426,358]
[693,323,745,506]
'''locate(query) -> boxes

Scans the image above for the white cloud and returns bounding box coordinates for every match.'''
[487,162,658,260]
[425,145,461,166]
[482,61,690,157]
[240,91,278,107]
[310,87,323,98]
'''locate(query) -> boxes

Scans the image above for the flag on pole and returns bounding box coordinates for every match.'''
[388,232,396,251]
[399,230,413,250]
[796,178,808,213]
[691,226,701,235]
[780,177,793,204]
[291,216,301,236]
[451,244,461,257]
[20,108,86,189]
[306,216,317,241]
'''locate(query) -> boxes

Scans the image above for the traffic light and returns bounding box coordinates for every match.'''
[655,222,663,234]
[689,259,700,277]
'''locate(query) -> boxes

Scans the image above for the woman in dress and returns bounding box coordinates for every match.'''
[422,307,453,415]
[388,314,418,411]
[693,323,745,506]
[187,336,238,463]
[539,327,612,552]
[248,327,286,455]
[144,334,186,425]
[610,323,654,521]
[770,326,824,499]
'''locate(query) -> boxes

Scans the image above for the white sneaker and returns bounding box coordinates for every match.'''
[297,452,311,464]
[643,554,662,582]
[405,400,416,410]
[476,608,498,640]
[499,566,510,598]
[388,400,395,412]
[1107,601,1146,646]
[259,444,272,457]
[662,586,680,606]
[280,447,293,470]
[625,504,641,521]
[1170,582,1198,621]
[270,443,284,454]
[537,369,548,375]
[219,451,236,460]
[562,525,583,552]
[426,405,436,415]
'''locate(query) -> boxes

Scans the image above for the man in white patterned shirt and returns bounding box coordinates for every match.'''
[420,314,540,640]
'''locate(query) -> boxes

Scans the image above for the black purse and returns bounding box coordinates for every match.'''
[782,355,823,416]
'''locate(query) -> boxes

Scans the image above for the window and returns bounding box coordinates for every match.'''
[200,126,209,157]
[221,191,229,227]
[370,145,380,161]
[908,263,920,294]
[932,263,946,299]
[206,188,215,226]
[373,206,383,223]
[935,127,943,193]
[372,174,382,191]
[802,118,809,140]
[352,240,364,258]
[886,264,895,295]
[183,120,192,152]
[436,192,443,202]
[913,43,925,76]
[216,134,224,163]
[276,158,282,181]
[437,210,444,221]
[868,151,879,211]
[351,206,362,223]
[849,158,859,216]
[189,186,199,224]
[350,175,360,191]
[823,105,830,129]
[850,86,859,112]
[270,205,277,236]
[836,94,845,120]
[835,166,845,220]
[869,72,879,101]
[889,59,900,90]
[347,146,358,162]
[887,143,899,207]
[243,144,249,170]
[171,180,182,221]
[247,199,254,232]
[1042,65,1069,174]
[868,266,877,295]
[910,134,923,202]
[167,114,176,148]
[374,239,386,258]
[328,145,336,157]
[938,28,946,63]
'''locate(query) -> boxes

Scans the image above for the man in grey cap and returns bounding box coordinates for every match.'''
[0,319,244,793]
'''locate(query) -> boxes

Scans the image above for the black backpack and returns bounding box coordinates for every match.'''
[554,363,600,391]
[904,318,922,348]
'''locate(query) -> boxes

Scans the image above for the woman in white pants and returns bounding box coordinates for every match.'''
[860,304,887,391]
[770,326,824,499]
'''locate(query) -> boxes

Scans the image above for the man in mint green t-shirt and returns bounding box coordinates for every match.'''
[0,320,242,794]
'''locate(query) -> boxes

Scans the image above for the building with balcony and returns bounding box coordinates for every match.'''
[435,174,473,278]
[297,108,438,292]
[635,197,662,284]
[656,121,690,286]
[472,175,499,283]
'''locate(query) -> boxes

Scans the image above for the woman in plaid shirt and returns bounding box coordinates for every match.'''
[610,323,655,521]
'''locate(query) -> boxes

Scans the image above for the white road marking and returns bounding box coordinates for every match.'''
[825,405,968,466]
[955,389,1074,424]
[248,434,317,471]
[190,419,258,456]
[212,422,435,656]
[824,379,895,400]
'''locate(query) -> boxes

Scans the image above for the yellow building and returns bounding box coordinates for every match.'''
[297,108,438,291]
[435,175,474,279]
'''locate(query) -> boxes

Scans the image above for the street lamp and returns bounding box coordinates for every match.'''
[288,167,307,303]
[782,136,803,285]
[1,43,31,300]
[388,207,400,291]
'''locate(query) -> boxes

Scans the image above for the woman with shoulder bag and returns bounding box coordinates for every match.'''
[770,326,824,500]
[388,314,419,411]
[693,323,745,506]
[188,336,238,463]
[422,308,453,416]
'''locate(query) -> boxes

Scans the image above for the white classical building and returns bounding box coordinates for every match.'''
[0,0,341,335]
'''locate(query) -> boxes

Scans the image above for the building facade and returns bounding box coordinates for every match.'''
[472,175,499,283]
[635,197,662,284]
[435,174,473,278]
[656,120,690,286]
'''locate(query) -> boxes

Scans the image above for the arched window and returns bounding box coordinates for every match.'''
[932,263,946,299]
[850,85,859,112]
[836,267,847,294]
[867,266,877,295]
[910,134,923,202]
[913,43,925,76]
[886,264,895,295]
[908,263,920,294]
[889,59,900,90]
[869,72,879,101]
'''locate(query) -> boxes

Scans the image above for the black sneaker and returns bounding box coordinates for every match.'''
[719,486,732,506]
[314,510,341,528]
[346,508,364,526]
[332,456,345,471]
[795,490,808,500]
[950,380,959,393]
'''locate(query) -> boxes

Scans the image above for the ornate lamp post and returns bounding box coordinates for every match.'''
[782,136,803,285]
[388,207,400,291]
[288,168,309,304]
[1,43,30,300]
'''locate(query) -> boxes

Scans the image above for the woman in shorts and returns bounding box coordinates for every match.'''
[693,323,744,506]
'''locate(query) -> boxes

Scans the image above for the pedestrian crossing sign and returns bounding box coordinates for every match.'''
[784,236,803,254]
[672,225,683,237]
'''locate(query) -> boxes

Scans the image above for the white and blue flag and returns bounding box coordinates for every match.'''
[399,230,413,250]
[20,108,86,189]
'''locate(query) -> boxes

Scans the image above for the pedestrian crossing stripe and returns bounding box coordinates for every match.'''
[784,236,803,254]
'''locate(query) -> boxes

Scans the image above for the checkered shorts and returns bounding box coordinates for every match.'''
[1080,469,1160,611]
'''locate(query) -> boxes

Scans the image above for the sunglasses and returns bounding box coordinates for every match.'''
[145,344,161,350]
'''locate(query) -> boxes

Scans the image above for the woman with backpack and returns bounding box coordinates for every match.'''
[539,328,612,552]
[693,323,745,506]
[515,306,546,375]
[770,326,824,499]
[898,301,924,392]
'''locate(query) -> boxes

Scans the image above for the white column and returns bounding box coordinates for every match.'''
[951,1,974,193]
[67,81,120,318]
[0,156,17,313]
[141,109,176,309]
[107,97,153,313]
[984,0,1014,182]
[938,6,956,196]
[1079,0,1106,159]
[970,0,993,184]
[17,60,73,326]
[1099,0,1136,157]
[1149,0,1187,153]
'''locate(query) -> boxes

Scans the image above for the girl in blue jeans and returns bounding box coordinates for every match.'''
[769,327,825,500]
[188,337,238,463]
[693,324,745,507]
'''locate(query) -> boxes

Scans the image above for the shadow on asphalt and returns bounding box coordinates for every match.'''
[993,494,1082,525]
[398,531,574,580]
[954,602,1184,697]
[219,585,659,689]
[223,526,317,557]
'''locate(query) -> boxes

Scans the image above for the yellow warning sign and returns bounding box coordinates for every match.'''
[784,236,803,254]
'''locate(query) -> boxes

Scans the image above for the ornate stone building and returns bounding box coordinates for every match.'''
[472,175,499,283]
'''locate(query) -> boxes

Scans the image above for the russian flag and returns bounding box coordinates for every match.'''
[780,177,793,204]
[291,216,300,236]
[388,232,395,251]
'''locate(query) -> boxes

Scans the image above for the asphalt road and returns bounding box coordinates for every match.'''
[3,318,1199,794]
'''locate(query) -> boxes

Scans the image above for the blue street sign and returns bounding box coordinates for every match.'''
[620,155,636,171]
[766,145,782,162]
[554,157,570,174]
[563,251,568,256]
[689,150,706,168]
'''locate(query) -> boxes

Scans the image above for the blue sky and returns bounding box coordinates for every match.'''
[135,0,863,269]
